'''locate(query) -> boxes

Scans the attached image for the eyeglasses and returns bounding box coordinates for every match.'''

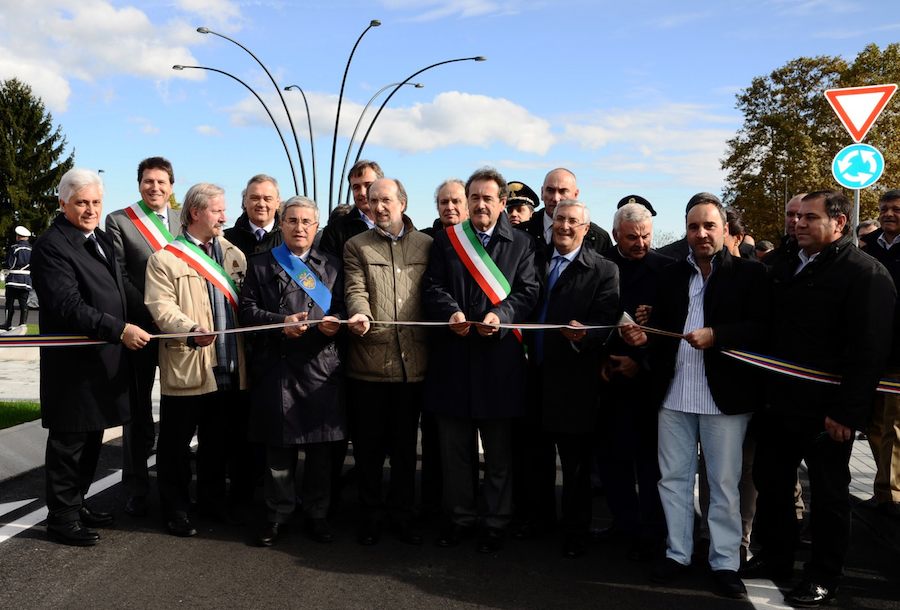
[553,216,587,228]
[283,218,318,229]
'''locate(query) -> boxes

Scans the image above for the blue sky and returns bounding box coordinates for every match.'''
[2,0,898,240]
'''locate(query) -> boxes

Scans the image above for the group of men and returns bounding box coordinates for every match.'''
[29,155,900,608]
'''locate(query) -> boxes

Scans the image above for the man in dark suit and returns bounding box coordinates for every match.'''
[105,156,180,517]
[318,159,382,257]
[622,193,768,600]
[32,168,151,546]
[526,199,619,558]
[517,168,612,266]
[223,174,284,257]
[423,166,539,553]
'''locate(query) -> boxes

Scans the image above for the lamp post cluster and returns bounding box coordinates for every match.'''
[173,21,486,213]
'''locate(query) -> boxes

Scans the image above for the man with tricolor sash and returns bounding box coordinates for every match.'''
[105,156,180,518]
[145,183,247,538]
[746,191,895,607]
[423,166,539,554]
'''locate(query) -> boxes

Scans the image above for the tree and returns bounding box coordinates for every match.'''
[0,78,74,241]
[721,44,900,242]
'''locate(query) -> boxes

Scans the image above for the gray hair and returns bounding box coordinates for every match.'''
[241,174,280,202]
[181,183,225,230]
[555,199,590,225]
[613,202,652,232]
[58,168,103,204]
[434,178,466,205]
[281,196,319,222]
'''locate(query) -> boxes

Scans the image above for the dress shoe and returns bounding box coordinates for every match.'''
[258,522,284,547]
[435,522,474,548]
[79,505,114,528]
[166,513,197,537]
[476,527,505,554]
[562,535,587,558]
[739,555,793,582]
[305,518,333,544]
[124,496,148,518]
[784,581,836,607]
[711,569,748,600]
[391,521,424,546]
[356,520,381,546]
[649,557,691,584]
[47,521,99,547]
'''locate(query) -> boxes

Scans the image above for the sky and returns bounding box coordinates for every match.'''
[1,0,899,242]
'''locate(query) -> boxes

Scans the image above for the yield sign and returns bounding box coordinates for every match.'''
[825,84,897,142]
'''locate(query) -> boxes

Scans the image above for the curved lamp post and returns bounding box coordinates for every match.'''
[329,19,381,210]
[338,82,424,207]
[352,56,486,170]
[173,64,300,195]
[283,85,317,202]
[197,27,308,196]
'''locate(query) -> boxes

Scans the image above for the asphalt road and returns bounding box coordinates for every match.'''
[1,434,898,610]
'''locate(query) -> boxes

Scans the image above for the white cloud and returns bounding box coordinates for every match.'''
[129,116,160,135]
[0,0,241,113]
[196,124,222,136]
[378,0,536,22]
[651,11,713,29]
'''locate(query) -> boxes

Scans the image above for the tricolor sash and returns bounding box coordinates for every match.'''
[447,220,523,342]
[164,236,240,310]
[270,243,333,313]
[124,200,175,251]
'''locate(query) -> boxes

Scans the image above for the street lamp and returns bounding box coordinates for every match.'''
[352,56,486,169]
[197,27,308,196]
[173,64,300,195]
[329,19,381,209]
[284,85,318,202]
[338,82,424,207]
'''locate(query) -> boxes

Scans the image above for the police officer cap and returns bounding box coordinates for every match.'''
[506,180,538,211]
[14,226,31,238]
[616,194,657,216]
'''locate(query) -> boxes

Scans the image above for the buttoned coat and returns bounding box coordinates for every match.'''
[31,214,130,432]
[528,246,620,434]
[343,216,432,383]
[224,211,284,258]
[105,205,180,329]
[239,246,347,446]
[144,235,247,396]
[647,249,769,415]
[423,213,540,419]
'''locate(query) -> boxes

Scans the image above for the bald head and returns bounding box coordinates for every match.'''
[785,193,806,237]
[541,168,579,219]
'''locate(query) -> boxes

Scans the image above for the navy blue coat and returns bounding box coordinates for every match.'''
[423,214,539,419]
[31,214,130,432]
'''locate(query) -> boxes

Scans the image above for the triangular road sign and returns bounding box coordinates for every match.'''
[825,84,897,142]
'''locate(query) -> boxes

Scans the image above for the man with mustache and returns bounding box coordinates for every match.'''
[145,183,247,538]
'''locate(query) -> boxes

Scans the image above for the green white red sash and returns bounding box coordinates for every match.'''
[447,220,523,342]
[164,236,239,310]
[124,200,175,251]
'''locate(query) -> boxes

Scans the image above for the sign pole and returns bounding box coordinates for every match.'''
[853,189,860,246]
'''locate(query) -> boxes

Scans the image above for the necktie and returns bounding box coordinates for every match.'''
[255,228,265,242]
[478,232,490,247]
[201,242,212,257]
[156,213,165,223]
[87,234,107,262]
[535,255,565,364]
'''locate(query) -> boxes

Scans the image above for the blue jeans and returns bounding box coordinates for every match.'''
[657,407,751,571]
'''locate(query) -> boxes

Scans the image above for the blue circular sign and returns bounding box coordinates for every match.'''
[832,143,884,189]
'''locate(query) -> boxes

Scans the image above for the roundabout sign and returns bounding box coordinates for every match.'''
[831,143,884,189]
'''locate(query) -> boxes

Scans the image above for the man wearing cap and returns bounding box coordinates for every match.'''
[3,225,33,330]
[424,166,539,553]
[621,192,769,600]
[105,156,181,517]
[595,198,671,560]
[506,180,537,226]
[518,168,612,266]
[224,174,283,257]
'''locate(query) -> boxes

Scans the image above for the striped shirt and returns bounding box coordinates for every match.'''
[660,253,722,415]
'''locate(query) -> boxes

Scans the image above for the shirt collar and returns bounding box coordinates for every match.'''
[249,219,275,233]
[358,208,376,230]
[553,246,581,263]
[877,232,900,249]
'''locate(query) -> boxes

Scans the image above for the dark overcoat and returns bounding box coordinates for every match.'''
[422,214,539,419]
[238,245,347,446]
[527,246,620,434]
[647,249,769,415]
[517,209,612,269]
[31,214,130,432]
[224,211,283,259]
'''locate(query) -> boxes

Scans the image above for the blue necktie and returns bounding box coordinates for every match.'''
[535,255,565,364]
[254,228,265,242]
[478,232,490,247]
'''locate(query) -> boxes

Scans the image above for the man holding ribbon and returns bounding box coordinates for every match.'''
[145,183,247,538]
[239,196,346,547]
[423,166,539,554]
[343,177,432,546]
[105,156,180,518]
